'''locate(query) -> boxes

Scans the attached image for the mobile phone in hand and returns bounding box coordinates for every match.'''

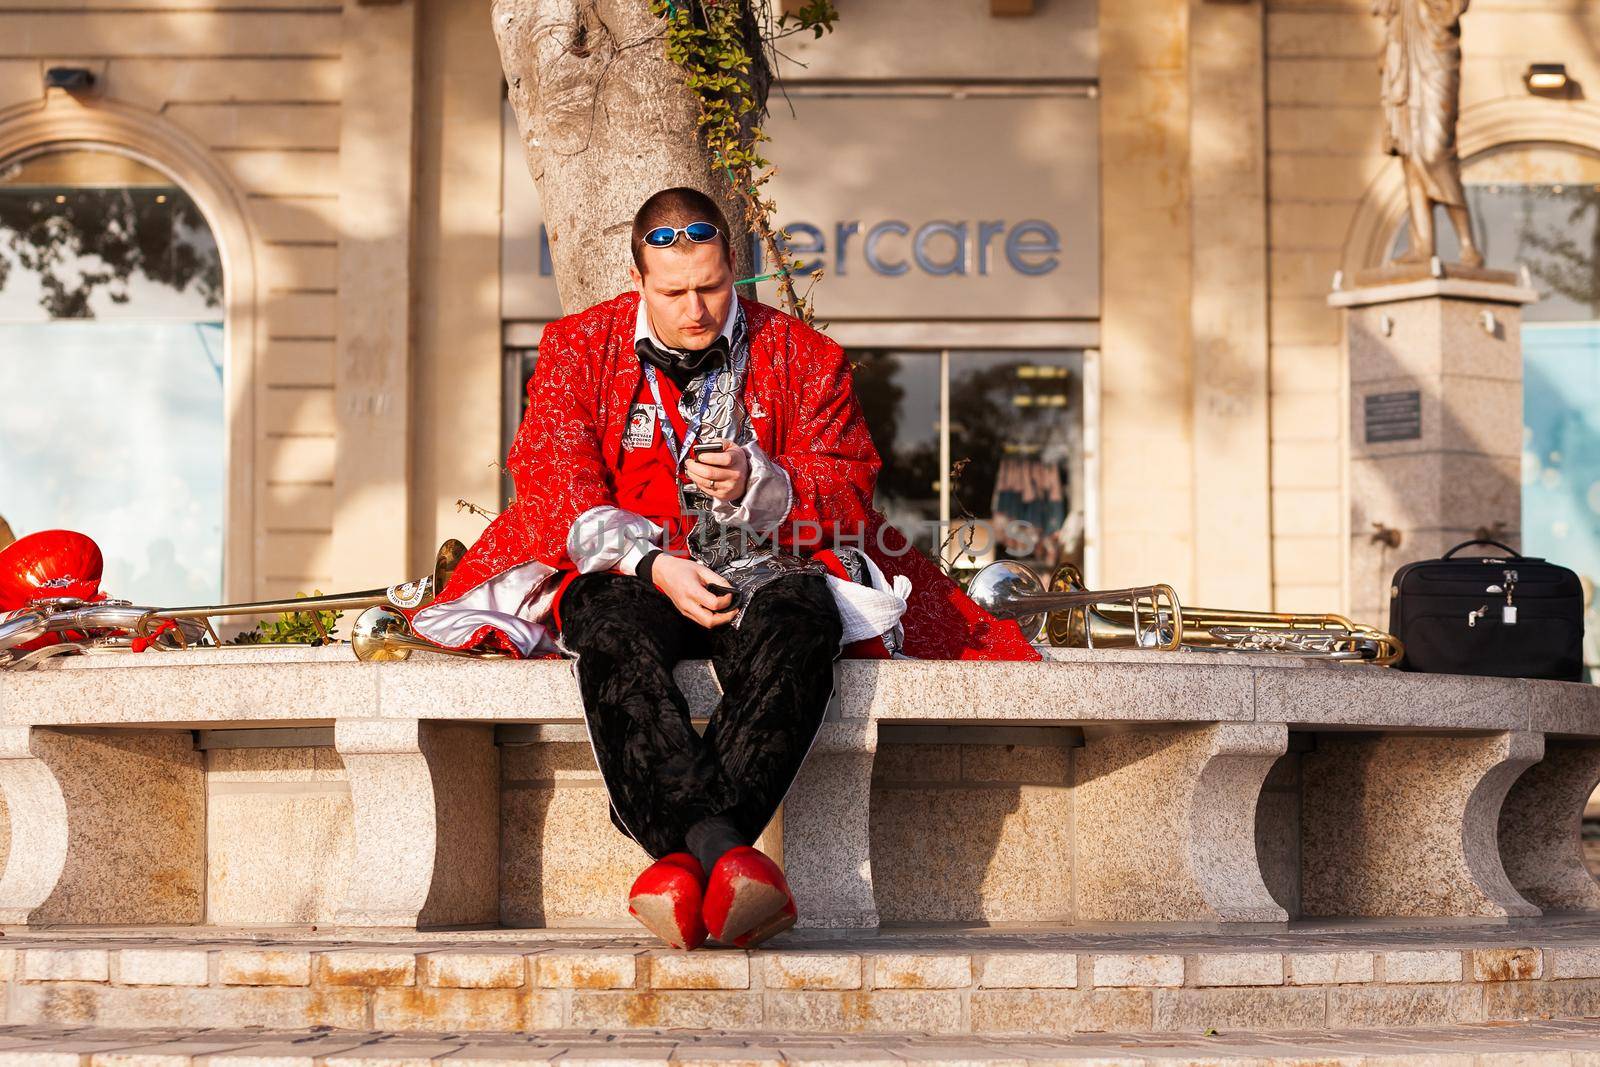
[706,582,741,609]
[692,439,730,458]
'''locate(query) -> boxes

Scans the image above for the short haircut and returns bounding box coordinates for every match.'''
[631,186,732,271]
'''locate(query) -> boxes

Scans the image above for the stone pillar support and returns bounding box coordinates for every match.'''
[1301,730,1542,918]
[1330,270,1537,627]
[0,726,68,924]
[1075,722,1289,923]
[334,719,499,928]
[0,726,203,926]
[784,721,879,928]
[1499,738,1600,912]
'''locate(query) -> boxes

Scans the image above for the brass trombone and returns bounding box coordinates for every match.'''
[970,560,1403,665]
[128,539,473,655]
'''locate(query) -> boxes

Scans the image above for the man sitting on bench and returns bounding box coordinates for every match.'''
[412,187,1036,949]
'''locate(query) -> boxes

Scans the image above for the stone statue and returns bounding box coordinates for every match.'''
[1373,0,1483,268]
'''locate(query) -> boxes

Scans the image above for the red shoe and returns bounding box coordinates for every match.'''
[628,853,707,950]
[702,846,797,947]
[731,896,797,949]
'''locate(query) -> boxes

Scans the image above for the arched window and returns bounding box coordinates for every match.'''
[1392,143,1600,667]
[0,145,225,604]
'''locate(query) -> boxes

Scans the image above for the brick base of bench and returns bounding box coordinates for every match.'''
[9,922,1600,1036]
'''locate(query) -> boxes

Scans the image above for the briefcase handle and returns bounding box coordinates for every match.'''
[1442,538,1522,560]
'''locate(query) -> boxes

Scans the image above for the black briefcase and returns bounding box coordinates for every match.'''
[1388,539,1585,681]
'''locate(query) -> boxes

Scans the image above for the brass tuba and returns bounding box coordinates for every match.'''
[970,560,1403,665]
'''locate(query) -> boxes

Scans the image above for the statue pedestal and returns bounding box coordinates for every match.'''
[1329,266,1538,629]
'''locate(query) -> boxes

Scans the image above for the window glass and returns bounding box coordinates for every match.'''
[947,351,1085,578]
[498,341,1089,585]
[1391,183,1600,322]
[502,346,538,506]
[0,148,224,604]
[849,350,940,553]
[1391,148,1600,675]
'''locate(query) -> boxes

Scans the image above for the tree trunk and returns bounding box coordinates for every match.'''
[492,0,759,314]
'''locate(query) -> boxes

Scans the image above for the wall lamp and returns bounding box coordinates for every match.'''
[43,67,96,94]
[1525,63,1570,96]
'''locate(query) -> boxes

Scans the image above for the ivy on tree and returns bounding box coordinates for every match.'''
[651,0,838,324]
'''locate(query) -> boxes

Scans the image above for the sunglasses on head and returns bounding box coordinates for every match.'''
[643,221,722,248]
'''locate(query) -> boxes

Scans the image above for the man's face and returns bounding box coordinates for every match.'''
[629,238,737,351]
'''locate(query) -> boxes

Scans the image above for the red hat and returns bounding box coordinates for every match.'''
[0,530,104,611]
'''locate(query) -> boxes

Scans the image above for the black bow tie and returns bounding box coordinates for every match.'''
[635,333,729,380]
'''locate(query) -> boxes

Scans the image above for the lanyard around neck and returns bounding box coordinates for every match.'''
[642,361,721,469]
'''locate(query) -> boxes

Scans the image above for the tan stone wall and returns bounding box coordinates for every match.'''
[205,747,352,926]
[0,1,343,600]
[1262,0,1598,613]
[1265,0,1378,614]
[4,0,1588,609]
[871,740,1075,923]
[1097,0,1198,597]
[410,0,505,575]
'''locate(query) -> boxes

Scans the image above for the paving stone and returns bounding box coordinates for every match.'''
[216,950,312,987]
[1288,952,1375,985]
[567,991,762,1030]
[758,954,863,991]
[418,953,525,989]
[975,954,1077,989]
[1381,951,1464,984]
[209,1037,374,1067]
[869,954,972,989]
[1326,984,1485,1028]
[439,1046,563,1066]
[968,989,1153,1035]
[1191,952,1285,987]
[1090,954,1183,988]
[316,951,418,987]
[1152,986,1328,1031]
[116,950,209,987]
[326,1042,472,1067]
[762,990,965,1034]
[664,1048,785,1067]
[23,949,111,983]
[1483,978,1600,1023]
[648,954,749,991]
[10,985,368,1030]
[1471,947,1542,982]
[1550,948,1600,980]
[370,988,544,1032]
[536,952,637,990]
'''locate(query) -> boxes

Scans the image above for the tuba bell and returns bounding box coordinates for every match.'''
[970,560,1403,665]
[349,606,505,662]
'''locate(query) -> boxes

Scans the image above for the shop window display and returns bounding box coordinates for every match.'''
[0,147,224,604]
[850,348,1085,580]
[502,344,1088,585]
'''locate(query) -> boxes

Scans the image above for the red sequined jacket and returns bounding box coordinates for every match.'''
[416,292,1039,662]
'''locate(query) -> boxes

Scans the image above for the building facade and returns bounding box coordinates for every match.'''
[0,0,1595,633]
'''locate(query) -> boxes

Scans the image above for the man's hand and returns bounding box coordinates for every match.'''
[650,553,738,628]
[684,442,750,502]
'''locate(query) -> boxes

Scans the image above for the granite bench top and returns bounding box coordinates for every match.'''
[1,645,1595,737]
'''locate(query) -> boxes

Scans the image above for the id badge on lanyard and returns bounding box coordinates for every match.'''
[643,364,733,567]
[643,363,719,470]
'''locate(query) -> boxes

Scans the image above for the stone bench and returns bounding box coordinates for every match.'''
[0,646,1596,932]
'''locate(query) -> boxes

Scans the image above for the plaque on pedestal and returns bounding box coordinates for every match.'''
[1328,264,1538,629]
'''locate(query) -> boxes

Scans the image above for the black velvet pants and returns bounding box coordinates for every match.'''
[558,571,843,860]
